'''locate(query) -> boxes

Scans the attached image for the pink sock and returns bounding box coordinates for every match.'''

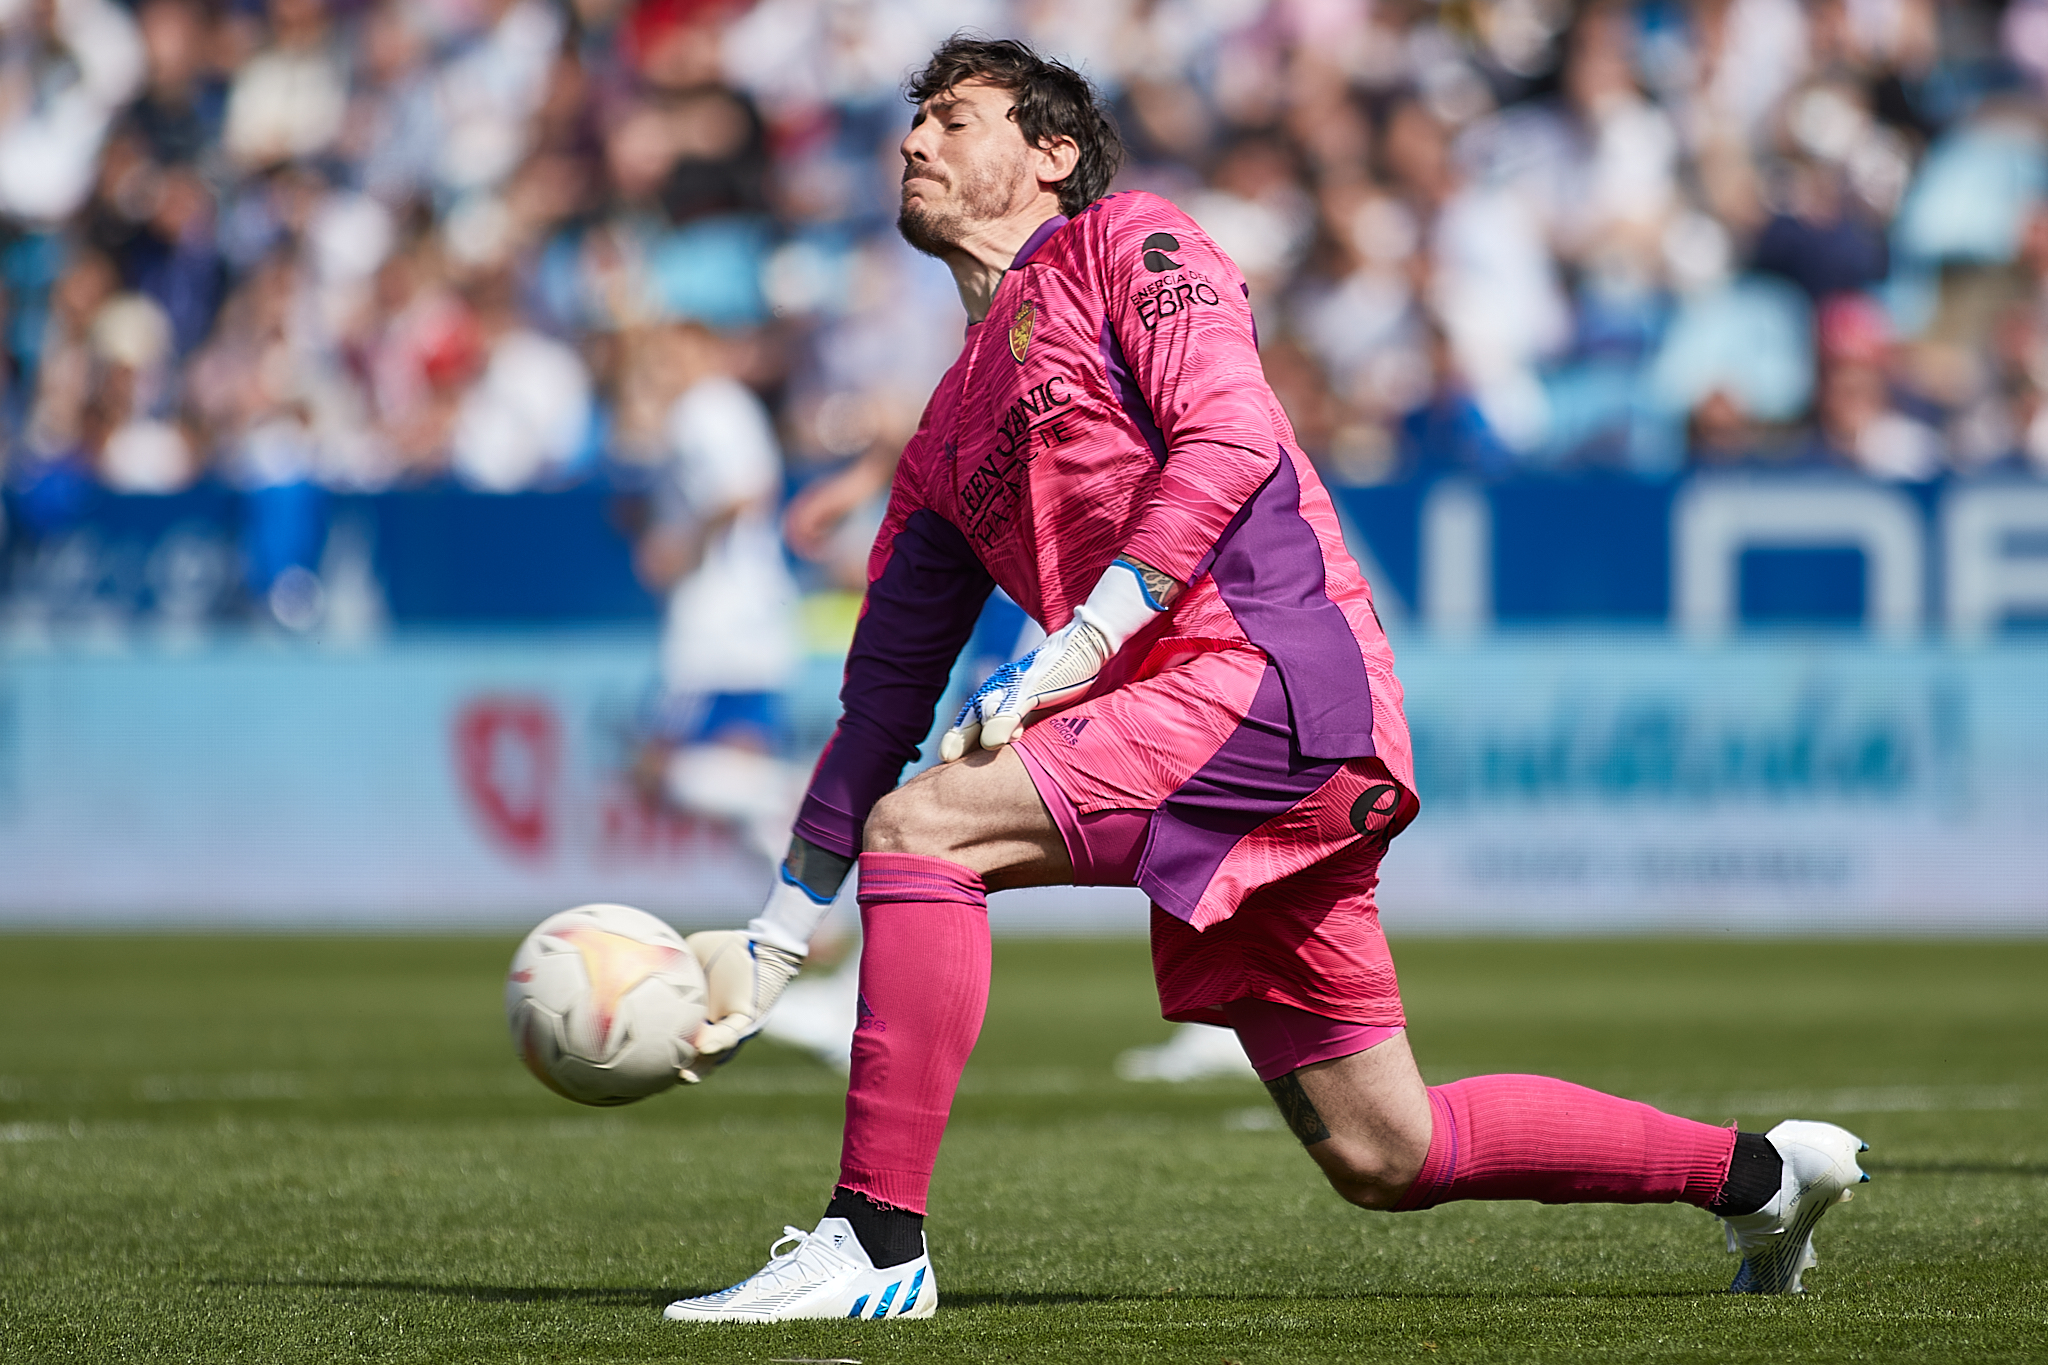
[838,852,991,1215]
[1393,1075,1735,1211]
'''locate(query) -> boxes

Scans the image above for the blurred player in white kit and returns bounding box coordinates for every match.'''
[633,320,802,861]
[667,36,1870,1323]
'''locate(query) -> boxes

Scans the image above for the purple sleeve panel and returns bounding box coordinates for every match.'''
[1196,450,1378,762]
[792,507,995,857]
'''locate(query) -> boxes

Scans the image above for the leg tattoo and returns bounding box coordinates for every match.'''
[1264,1072,1331,1146]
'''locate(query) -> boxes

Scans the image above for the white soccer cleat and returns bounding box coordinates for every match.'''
[1721,1119,1870,1294]
[663,1216,937,1323]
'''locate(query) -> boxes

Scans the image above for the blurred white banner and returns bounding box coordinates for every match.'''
[1,635,2042,933]
[1381,637,2047,933]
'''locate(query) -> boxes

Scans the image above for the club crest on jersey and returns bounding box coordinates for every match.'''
[1008,300,1036,363]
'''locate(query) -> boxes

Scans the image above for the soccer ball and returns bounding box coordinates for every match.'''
[506,903,709,1106]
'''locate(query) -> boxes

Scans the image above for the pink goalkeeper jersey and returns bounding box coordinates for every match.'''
[795,192,1413,868]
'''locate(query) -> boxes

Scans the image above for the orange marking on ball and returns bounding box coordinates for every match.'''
[551,927,684,1053]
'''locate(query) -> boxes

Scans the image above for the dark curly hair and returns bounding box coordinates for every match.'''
[905,35,1124,217]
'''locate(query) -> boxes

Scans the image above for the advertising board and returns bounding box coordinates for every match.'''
[3,634,2040,933]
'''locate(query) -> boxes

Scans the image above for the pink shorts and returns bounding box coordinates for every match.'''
[1012,643,1416,1032]
[1222,998,1404,1083]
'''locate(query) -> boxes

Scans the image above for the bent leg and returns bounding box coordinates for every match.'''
[1272,1031,1434,1210]
[862,745,1070,889]
[840,855,991,1216]
[835,747,1072,1227]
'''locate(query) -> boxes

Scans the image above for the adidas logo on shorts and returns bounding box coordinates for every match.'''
[1048,716,1091,747]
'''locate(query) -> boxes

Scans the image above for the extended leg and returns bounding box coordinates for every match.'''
[1265,1030,1432,1210]
[1264,1029,1868,1294]
[1272,1036,1737,1210]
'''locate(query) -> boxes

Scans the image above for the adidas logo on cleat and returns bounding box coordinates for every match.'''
[848,1266,926,1318]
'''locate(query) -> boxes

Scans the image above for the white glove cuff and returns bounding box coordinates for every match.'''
[746,874,830,957]
[1072,558,1179,652]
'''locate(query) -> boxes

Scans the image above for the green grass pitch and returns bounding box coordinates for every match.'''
[1,934,2044,1363]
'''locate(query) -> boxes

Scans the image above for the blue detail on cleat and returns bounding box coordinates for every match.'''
[899,1266,925,1314]
[847,1295,869,1318]
[1861,1172,1872,1182]
[1859,1142,1870,1152]
[871,1280,900,1319]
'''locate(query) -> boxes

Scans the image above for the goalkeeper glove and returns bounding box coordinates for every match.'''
[680,839,851,1080]
[940,556,1181,761]
[682,927,802,1082]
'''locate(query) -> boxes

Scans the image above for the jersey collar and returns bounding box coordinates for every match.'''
[1009,214,1068,269]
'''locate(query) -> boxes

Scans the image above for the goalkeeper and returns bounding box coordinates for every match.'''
[668,36,1867,1322]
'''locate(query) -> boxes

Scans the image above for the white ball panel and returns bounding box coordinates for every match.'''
[505,902,709,1106]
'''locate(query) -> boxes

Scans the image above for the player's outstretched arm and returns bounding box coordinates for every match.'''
[940,555,1182,760]
[686,483,995,1076]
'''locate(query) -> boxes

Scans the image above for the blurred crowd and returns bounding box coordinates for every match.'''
[4,0,2048,556]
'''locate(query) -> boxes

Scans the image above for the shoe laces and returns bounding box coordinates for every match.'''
[746,1225,843,1291]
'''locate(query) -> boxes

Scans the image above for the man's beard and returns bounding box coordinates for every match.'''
[897,157,1019,257]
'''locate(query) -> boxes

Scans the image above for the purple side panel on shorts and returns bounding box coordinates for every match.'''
[1098,319,1169,465]
[794,508,994,857]
[1137,664,1342,922]
[1194,450,1376,761]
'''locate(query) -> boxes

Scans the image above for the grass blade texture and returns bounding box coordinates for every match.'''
[0,934,2043,1363]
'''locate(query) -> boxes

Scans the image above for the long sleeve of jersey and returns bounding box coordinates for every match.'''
[1080,195,1381,762]
[791,481,995,858]
[1091,207,1283,585]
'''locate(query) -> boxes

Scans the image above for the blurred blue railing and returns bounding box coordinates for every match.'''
[4,472,2047,635]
